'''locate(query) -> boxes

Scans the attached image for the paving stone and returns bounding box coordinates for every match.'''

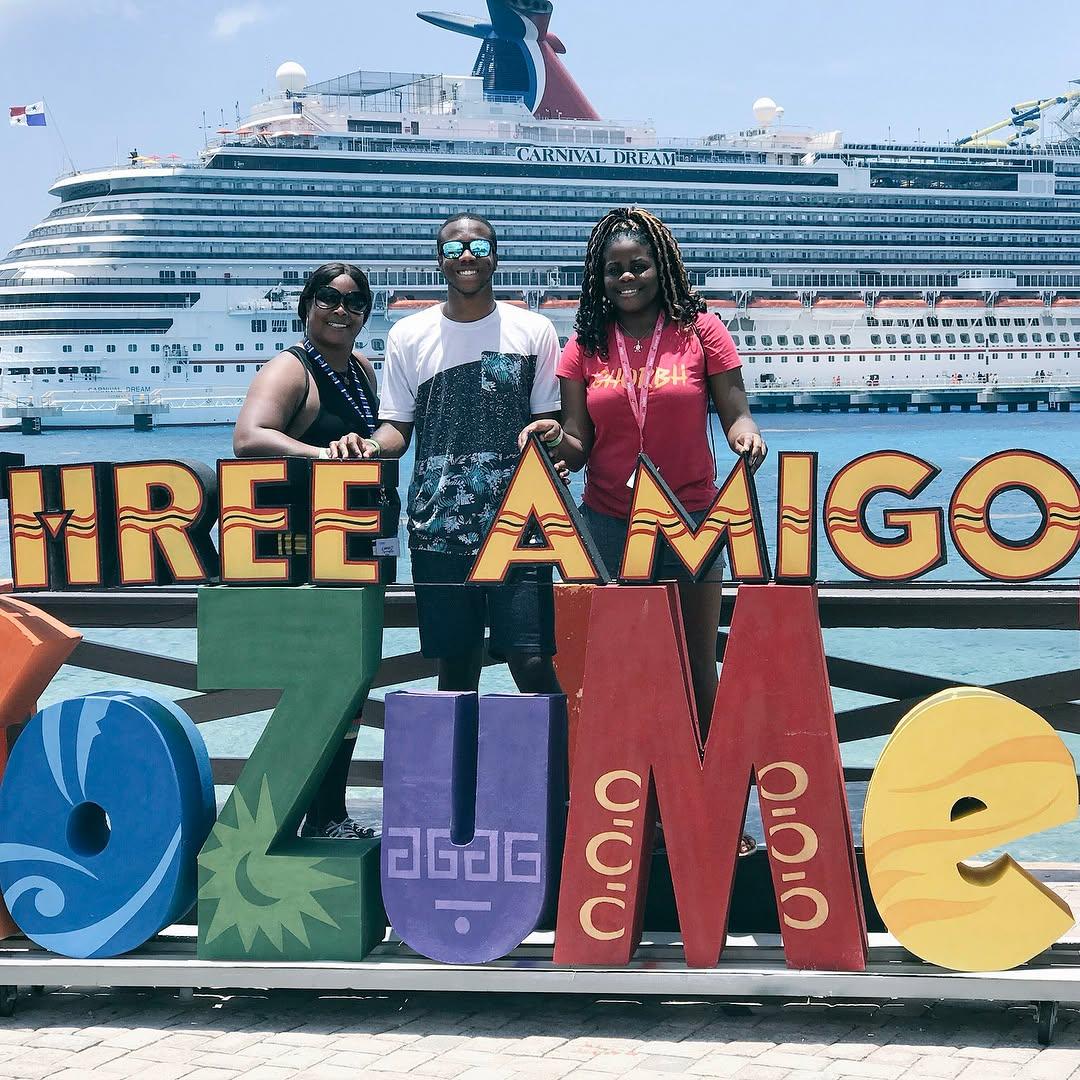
[686,1056,755,1078]
[232,1067,297,1080]
[753,1051,827,1071]
[105,1028,171,1050]
[901,1059,968,1079]
[411,1059,472,1079]
[821,1061,907,1080]
[955,1045,1040,1063]
[571,1053,644,1074]
[365,1049,438,1072]
[30,1032,101,1052]
[1023,1054,1080,1080]
[729,1065,796,1080]
[955,1062,1020,1078]
[631,1055,696,1073]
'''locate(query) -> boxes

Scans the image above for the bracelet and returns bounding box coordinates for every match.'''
[362,438,381,457]
[317,447,330,460]
[544,428,564,450]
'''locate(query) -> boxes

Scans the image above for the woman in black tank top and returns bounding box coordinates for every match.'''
[234,263,379,459]
[233,263,380,840]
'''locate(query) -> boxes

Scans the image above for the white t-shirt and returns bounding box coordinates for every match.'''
[380,302,561,555]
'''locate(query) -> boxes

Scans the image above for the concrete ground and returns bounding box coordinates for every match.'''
[2,987,1080,1080]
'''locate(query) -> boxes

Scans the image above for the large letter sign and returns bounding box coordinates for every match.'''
[863,687,1077,971]
[381,691,566,963]
[196,586,385,962]
[0,692,214,958]
[554,584,865,970]
[0,598,81,938]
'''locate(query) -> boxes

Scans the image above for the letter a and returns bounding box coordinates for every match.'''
[470,434,608,584]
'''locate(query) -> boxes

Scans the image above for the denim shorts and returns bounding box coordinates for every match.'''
[579,504,725,584]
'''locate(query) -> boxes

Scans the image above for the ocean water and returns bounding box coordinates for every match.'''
[1,411,1078,859]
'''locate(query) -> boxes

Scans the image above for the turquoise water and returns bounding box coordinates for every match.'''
[1,412,1078,858]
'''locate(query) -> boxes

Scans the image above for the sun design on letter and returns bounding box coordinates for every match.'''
[198,775,352,953]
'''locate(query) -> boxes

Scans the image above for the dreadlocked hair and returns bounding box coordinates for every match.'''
[573,207,706,359]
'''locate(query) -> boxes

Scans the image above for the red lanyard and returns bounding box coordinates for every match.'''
[614,312,665,452]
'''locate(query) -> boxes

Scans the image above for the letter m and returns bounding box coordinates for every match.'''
[553,584,866,970]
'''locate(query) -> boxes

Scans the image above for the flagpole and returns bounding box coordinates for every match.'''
[42,98,78,174]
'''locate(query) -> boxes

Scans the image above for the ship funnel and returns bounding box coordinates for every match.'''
[418,1,599,121]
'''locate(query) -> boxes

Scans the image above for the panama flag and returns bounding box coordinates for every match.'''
[9,102,46,127]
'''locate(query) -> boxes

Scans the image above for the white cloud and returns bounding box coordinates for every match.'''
[213,2,274,38]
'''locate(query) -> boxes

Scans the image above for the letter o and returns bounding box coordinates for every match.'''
[780,887,830,931]
[585,832,633,876]
[0,692,213,958]
[594,770,642,813]
[757,761,809,802]
[950,451,1080,582]
[579,896,626,941]
[768,821,819,864]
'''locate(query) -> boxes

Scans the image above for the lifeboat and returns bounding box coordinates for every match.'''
[705,299,737,308]
[1051,296,1080,307]
[875,298,928,309]
[748,298,802,309]
[813,298,864,308]
[539,298,578,309]
[994,297,1044,307]
[388,298,440,311]
[935,298,983,308]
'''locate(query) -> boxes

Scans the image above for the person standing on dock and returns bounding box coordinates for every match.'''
[520,207,766,852]
[349,213,564,697]
[232,261,379,840]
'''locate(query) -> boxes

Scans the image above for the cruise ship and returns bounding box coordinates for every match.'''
[3,0,1080,427]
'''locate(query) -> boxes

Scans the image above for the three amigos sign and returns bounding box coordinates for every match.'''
[0,443,1077,974]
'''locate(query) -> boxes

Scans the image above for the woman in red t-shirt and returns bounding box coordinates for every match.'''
[521,206,766,769]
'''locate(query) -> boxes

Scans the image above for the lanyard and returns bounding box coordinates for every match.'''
[302,338,375,437]
[613,312,665,452]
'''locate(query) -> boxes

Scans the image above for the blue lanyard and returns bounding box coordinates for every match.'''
[302,338,375,437]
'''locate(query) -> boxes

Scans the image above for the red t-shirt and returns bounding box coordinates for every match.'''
[557,313,742,518]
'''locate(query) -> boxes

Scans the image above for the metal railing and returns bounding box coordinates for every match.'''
[10,583,1078,790]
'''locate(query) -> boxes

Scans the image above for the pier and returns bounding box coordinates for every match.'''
[747,378,1080,414]
[1,386,247,431]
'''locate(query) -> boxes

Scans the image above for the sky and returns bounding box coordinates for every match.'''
[2,0,1080,253]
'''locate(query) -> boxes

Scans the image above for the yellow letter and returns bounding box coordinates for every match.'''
[620,456,769,582]
[115,461,217,585]
[470,435,607,584]
[824,451,945,581]
[950,450,1080,581]
[218,459,292,583]
[863,687,1076,971]
[310,460,382,584]
[775,452,817,583]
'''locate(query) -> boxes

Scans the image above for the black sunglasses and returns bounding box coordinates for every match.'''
[440,238,493,260]
[313,285,369,315]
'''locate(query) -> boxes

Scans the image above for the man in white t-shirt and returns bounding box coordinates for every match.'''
[350,213,563,694]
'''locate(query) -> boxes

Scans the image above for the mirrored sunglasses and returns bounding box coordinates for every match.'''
[440,238,493,260]
[313,285,369,315]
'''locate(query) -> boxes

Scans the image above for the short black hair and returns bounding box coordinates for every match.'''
[436,213,498,252]
[297,262,373,325]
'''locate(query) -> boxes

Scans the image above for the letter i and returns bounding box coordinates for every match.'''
[776,453,818,583]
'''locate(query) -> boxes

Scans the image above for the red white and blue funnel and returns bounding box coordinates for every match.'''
[418,1,599,121]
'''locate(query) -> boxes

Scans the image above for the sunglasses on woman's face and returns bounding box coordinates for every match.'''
[313,285,369,315]
[440,238,493,260]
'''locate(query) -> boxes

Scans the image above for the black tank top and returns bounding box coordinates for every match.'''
[285,345,379,447]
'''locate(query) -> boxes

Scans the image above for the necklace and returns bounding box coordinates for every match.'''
[617,319,655,352]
